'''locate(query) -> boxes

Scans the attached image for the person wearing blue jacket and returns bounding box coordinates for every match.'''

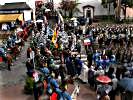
[75,57,83,75]
[55,88,72,100]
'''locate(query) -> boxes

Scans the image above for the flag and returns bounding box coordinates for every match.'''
[52,27,58,48]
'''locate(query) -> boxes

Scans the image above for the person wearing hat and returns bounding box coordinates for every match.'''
[109,74,118,100]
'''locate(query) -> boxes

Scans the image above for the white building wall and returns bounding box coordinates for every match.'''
[52,0,114,16]
[78,0,114,16]
[0,0,36,21]
[24,10,32,21]
[0,0,115,18]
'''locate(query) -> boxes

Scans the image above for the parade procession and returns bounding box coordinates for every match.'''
[0,0,133,100]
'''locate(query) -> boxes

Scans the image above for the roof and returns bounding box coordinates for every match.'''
[83,5,95,9]
[0,2,31,11]
[0,14,23,23]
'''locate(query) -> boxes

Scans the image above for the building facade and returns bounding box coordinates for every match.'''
[52,0,115,19]
[0,0,36,21]
[53,0,133,19]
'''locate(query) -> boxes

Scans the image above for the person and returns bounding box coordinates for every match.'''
[97,84,112,100]
[95,66,105,76]
[26,58,34,73]
[55,87,72,100]
[107,67,114,79]
[68,37,73,50]
[27,47,32,58]
[33,73,44,100]
[59,64,67,82]
[88,65,95,88]
[79,63,89,83]
[101,95,110,100]
[2,23,8,31]
[76,40,81,56]
[7,54,12,71]
[87,51,93,67]
[12,45,19,60]
[76,57,83,76]
[109,74,118,100]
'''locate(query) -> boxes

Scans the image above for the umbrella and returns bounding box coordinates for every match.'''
[96,75,111,84]
[118,77,133,92]
[84,38,91,46]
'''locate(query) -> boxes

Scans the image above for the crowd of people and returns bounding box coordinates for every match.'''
[23,21,133,100]
[24,21,82,100]
[0,22,34,70]
[85,24,133,100]
[1,16,133,100]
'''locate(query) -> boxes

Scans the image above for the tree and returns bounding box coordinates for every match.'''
[60,0,70,18]
[121,0,133,19]
[101,0,133,21]
[68,0,81,18]
[60,0,81,18]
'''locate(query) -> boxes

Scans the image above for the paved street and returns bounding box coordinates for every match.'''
[0,37,97,100]
[77,84,96,100]
[0,39,33,100]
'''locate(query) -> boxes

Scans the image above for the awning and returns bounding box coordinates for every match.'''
[0,14,23,23]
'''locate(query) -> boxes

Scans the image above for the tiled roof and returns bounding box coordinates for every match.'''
[0,2,31,11]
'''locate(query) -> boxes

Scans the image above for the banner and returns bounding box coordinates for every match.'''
[52,27,58,48]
